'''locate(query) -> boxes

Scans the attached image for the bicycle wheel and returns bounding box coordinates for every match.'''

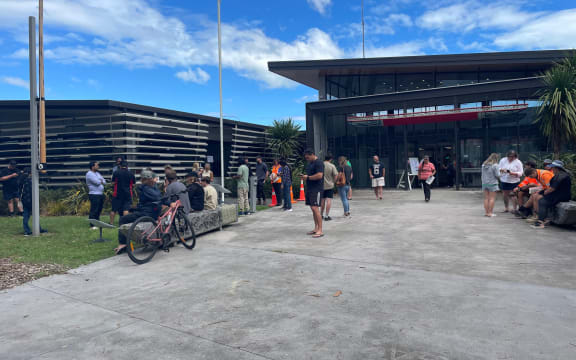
[126,216,161,264]
[174,210,196,249]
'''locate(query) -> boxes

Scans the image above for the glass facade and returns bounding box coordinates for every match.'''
[326,106,548,188]
[325,70,538,99]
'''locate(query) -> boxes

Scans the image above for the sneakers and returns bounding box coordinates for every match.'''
[283,208,293,212]
[24,232,32,237]
[324,216,332,221]
[90,226,98,230]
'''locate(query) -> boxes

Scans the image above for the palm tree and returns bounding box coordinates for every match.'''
[536,55,576,157]
[266,118,302,160]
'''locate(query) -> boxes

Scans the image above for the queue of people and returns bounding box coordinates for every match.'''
[481,150,572,229]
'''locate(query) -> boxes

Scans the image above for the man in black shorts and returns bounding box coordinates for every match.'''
[0,160,23,216]
[302,149,324,238]
[109,161,135,224]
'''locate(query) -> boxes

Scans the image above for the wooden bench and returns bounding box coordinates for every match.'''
[118,204,238,240]
[551,201,576,226]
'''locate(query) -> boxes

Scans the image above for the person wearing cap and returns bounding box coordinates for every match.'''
[516,166,555,221]
[200,177,219,211]
[533,160,572,229]
[185,171,204,212]
[114,169,162,254]
[86,161,106,229]
[19,167,47,236]
[109,161,136,225]
[498,150,523,213]
[0,160,23,216]
[164,169,191,215]
[543,159,553,171]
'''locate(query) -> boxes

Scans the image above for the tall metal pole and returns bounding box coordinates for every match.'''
[29,17,40,236]
[361,0,365,58]
[39,0,46,167]
[217,0,225,203]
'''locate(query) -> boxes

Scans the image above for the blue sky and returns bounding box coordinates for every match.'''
[1,0,575,127]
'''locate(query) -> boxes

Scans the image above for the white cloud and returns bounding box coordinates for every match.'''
[418,1,541,32]
[291,116,306,121]
[0,0,344,89]
[337,13,413,38]
[494,9,576,49]
[176,68,210,84]
[307,0,332,15]
[295,94,319,103]
[1,76,29,89]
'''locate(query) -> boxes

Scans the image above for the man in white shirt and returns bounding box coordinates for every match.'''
[498,150,523,213]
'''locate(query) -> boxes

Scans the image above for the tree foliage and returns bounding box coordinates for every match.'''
[536,55,576,157]
[266,118,302,160]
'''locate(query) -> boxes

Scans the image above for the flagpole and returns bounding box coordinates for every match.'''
[217,0,225,203]
[361,0,365,58]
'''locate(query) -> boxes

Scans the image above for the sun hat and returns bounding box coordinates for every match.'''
[549,160,568,172]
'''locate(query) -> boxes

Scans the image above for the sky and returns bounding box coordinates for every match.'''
[0,0,575,127]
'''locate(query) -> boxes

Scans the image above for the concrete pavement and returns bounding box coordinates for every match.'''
[2,189,576,360]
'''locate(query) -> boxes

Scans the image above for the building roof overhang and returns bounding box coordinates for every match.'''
[305,77,544,115]
[269,50,572,90]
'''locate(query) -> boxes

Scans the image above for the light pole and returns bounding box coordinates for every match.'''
[217,0,225,203]
[361,0,365,58]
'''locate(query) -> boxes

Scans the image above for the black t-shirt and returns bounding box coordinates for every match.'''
[306,158,324,192]
[112,168,136,199]
[370,163,384,178]
[545,172,572,203]
[187,183,205,211]
[1,167,20,192]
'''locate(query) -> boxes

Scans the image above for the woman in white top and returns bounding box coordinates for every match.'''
[498,150,524,213]
[200,163,214,182]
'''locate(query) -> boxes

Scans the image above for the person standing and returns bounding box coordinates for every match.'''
[346,158,354,200]
[418,156,436,202]
[498,150,523,213]
[0,160,23,216]
[185,171,204,212]
[337,156,353,217]
[19,168,47,236]
[271,159,283,207]
[234,158,250,215]
[86,161,106,229]
[201,178,219,211]
[369,155,385,200]
[321,153,338,221]
[481,153,501,217]
[200,163,214,183]
[112,156,123,176]
[302,149,324,238]
[279,159,293,212]
[255,156,268,205]
[109,161,136,225]
[533,160,572,229]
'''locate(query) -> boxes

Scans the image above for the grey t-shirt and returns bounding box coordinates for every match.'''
[165,181,191,214]
[481,164,500,185]
[255,162,268,180]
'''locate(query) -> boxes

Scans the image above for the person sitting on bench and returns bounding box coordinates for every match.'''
[516,167,554,221]
[114,169,162,255]
[533,160,572,229]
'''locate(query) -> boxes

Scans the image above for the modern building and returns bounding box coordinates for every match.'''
[0,100,272,186]
[269,49,573,188]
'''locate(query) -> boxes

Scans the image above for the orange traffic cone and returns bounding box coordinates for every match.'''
[297,179,306,201]
[291,187,297,204]
[268,188,278,207]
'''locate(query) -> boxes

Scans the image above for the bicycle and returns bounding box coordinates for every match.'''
[126,198,196,264]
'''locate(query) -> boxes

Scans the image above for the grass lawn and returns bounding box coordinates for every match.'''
[0,216,117,268]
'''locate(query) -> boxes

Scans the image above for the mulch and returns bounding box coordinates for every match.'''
[0,258,67,290]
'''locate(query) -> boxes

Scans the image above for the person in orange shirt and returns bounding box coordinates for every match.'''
[517,168,555,220]
[512,161,538,207]
[271,159,283,207]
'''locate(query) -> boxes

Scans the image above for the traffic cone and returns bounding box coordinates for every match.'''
[291,187,297,204]
[268,188,278,207]
[297,179,306,201]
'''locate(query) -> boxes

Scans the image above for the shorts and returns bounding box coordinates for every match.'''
[501,182,518,191]
[305,189,322,207]
[322,189,334,199]
[482,184,499,192]
[112,197,132,213]
[372,177,385,188]
[2,189,19,201]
